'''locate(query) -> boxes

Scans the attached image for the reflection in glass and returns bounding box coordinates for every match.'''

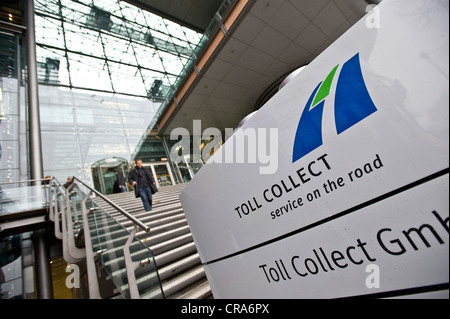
[34,0,202,98]
[32,0,204,186]
[152,164,173,187]
[91,157,130,195]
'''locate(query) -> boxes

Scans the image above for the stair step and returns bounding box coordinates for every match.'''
[161,264,206,298]
[95,224,191,263]
[154,242,197,267]
[87,184,211,299]
[90,219,189,259]
[172,278,212,299]
[112,253,202,298]
[104,235,196,271]
[157,253,201,281]
[150,233,193,256]
[142,225,191,247]
[91,215,187,247]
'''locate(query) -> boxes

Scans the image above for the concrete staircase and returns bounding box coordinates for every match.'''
[91,183,212,299]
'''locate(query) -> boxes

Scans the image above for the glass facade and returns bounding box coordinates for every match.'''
[34,0,202,99]
[31,0,203,185]
[38,86,158,183]
[0,76,27,184]
[1,0,215,189]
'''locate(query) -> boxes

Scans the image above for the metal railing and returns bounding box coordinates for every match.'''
[1,175,163,299]
[57,177,163,299]
[72,177,149,232]
[0,178,51,215]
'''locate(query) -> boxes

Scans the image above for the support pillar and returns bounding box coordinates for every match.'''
[33,229,53,299]
[25,0,44,184]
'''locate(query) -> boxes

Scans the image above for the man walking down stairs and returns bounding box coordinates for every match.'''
[94,183,212,299]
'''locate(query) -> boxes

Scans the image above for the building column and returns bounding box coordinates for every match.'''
[25,0,44,183]
[33,229,53,299]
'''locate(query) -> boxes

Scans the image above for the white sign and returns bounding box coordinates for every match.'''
[180,0,449,298]
[204,174,449,298]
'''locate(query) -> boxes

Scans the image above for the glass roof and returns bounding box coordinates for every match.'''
[34,0,202,100]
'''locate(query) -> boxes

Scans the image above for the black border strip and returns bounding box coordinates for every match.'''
[342,282,449,299]
[207,167,450,265]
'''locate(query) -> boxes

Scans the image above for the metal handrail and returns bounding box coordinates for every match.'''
[0,178,51,186]
[72,177,150,233]
[51,177,65,190]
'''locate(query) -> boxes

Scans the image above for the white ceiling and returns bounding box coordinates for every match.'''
[159,0,371,136]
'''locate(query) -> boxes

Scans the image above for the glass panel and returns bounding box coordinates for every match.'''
[108,62,146,96]
[159,51,184,76]
[101,167,116,195]
[38,85,73,107]
[38,84,159,185]
[0,114,18,141]
[78,133,129,163]
[1,76,24,184]
[64,182,86,244]
[35,46,70,86]
[41,131,81,173]
[88,200,163,299]
[0,235,23,299]
[35,15,65,49]
[39,105,74,128]
[152,164,173,187]
[0,250,22,299]
[132,43,165,72]
[90,157,130,195]
[76,108,123,133]
[101,34,135,65]
[0,184,48,216]
[68,53,113,92]
[0,140,20,180]
[64,24,105,58]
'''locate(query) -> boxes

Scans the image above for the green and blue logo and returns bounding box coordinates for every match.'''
[293,53,377,163]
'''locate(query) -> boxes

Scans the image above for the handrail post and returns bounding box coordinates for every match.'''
[60,194,82,264]
[65,183,86,260]
[53,196,63,240]
[48,183,55,221]
[123,226,154,299]
[81,190,102,299]
[123,226,141,299]
[47,182,62,239]
[50,177,65,240]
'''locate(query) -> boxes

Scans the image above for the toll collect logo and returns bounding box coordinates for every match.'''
[293,53,378,163]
